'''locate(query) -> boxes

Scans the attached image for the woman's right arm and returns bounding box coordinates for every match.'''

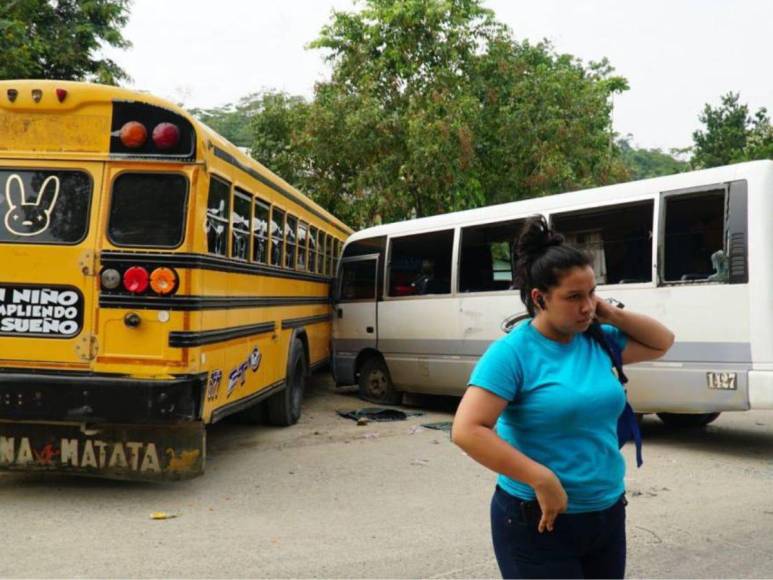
[452,386,568,532]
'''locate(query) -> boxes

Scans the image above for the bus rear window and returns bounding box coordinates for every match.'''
[108,173,188,248]
[0,169,91,244]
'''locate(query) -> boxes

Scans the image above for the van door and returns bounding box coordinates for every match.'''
[333,255,379,382]
[0,161,102,367]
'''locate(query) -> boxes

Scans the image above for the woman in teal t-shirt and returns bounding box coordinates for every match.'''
[452,215,674,579]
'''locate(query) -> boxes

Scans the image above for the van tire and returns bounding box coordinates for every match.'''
[656,412,720,428]
[358,356,401,405]
[267,339,306,426]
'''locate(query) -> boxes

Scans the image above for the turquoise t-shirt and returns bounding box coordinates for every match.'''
[468,320,628,513]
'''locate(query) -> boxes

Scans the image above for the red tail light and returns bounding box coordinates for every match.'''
[123,266,149,293]
[152,123,180,150]
[119,121,148,149]
[56,88,67,103]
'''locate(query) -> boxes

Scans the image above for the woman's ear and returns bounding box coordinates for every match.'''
[531,289,546,310]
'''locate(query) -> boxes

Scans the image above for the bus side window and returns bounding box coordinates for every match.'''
[552,200,654,285]
[271,207,285,267]
[285,214,298,269]
[231,189,252,261]
[325,234,333,276]
[388,230,454,297]
[459,219,524,292]
[309,226,319,273]
[333,238,342,275]
[252,198,270,264]
[206,176,230,256]
[662,189,727,283]
[298,221,308,271]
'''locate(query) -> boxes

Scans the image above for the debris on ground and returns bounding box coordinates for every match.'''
[149,512,178,520]
[411,458,430,467]
[421,421,453,432]
[337,407,424,423]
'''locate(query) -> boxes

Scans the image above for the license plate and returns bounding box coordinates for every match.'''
[706,372,737,391]
[0,420,204,482]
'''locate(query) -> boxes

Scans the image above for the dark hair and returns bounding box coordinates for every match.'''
[514,215,592,316]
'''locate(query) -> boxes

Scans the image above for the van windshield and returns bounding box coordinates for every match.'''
[0,169,92,245]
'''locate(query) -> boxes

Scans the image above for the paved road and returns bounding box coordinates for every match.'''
[1,373,772,578]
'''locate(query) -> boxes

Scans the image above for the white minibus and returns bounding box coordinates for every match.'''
[332,160,773,427]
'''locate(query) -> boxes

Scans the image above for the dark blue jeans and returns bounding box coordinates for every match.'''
[491,486,627,579]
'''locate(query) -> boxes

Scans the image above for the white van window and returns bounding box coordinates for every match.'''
[339,260,377,301]
[552,200,654,285]
[663,190,725,283]
[459,219,523,292]
[388,230,453,297]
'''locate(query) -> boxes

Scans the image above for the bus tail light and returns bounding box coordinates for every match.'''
[119,121,148,149]
[123,266,149,293]
[56,88,68,103]
[100,268,122,290]
[150,267,178,295]
[152,123,180,150]
[7,89,18,102]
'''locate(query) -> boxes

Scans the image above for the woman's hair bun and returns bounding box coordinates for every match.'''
[516,215,564,259]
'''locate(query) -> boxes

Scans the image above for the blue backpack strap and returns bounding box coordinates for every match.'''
[587,322,643,467]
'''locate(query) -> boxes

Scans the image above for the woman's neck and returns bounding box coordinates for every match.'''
[531,315,574,344]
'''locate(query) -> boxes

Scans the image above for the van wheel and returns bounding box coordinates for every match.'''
[267,339,306,426]
[358,356,401,405]
[656,412,720,428]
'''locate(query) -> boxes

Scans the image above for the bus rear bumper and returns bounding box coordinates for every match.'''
[0,368,206,424]
[749,370,773,409]
[0,369,207,481]
[0,419,204,482]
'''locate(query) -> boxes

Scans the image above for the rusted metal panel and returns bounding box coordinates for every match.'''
[0,420,204,482]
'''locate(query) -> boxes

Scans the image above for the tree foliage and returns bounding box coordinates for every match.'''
[196,0,632,228]
[691,92,773,169]
[616,136,688,180]
[301,0,631,227]
[191,0,629,227]
[0,0,132,84]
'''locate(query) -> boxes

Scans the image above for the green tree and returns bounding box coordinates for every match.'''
[285,0,629,227]
[0,0,132,84]
[617,136,688,180]
[691,92,773,168]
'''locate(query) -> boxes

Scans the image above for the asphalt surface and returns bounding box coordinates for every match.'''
[1,372,772,578]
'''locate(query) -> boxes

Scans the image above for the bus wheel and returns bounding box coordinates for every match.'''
[656,412,721,428]
[358,356,401,405]
[267,339,307,427]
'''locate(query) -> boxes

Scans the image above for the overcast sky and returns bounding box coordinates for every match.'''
[105,0,772,151]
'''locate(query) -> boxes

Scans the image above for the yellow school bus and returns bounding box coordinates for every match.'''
[0,80,351,481]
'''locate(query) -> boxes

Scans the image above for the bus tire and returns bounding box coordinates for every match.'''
[358,356,401,405]
[656,412,721,428]
[267,339,307,427]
